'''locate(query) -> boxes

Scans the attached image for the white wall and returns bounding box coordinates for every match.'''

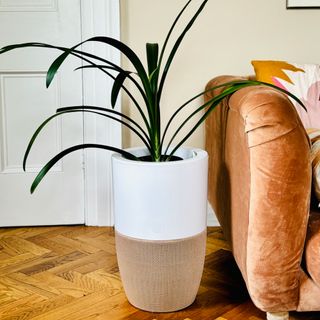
[120,0,320,149]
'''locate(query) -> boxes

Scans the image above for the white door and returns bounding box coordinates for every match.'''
[0,0,85,226]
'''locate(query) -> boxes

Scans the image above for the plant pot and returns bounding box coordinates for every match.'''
[112,147,208,312]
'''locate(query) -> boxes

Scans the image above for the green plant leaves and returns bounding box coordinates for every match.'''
[158,0,192,73]
[30,144,138,194]
[23,107,152,174]
[165,80,307,159]
[111,71,131,108]
[146,43,159,77]
[146,43,159,94]
[157,0,209,102]
[46,49,71,88]
[0,1,213,166]
[74,64,151,132]
[0,0,309,193]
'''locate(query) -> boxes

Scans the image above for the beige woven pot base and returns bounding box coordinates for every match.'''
[115,229,207,312]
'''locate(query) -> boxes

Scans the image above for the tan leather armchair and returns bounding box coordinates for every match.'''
[205,76,320,320]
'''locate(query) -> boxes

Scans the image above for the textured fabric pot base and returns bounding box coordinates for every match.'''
[127,297,196,313]
[115,230,207,312]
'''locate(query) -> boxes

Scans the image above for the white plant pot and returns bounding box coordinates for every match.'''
[112,147,208,312]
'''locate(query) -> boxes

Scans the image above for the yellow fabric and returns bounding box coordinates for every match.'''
[251,60,304,84]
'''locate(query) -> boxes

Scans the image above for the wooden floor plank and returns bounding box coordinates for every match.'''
[47,250,113,274]
[0,236,50,256]
[33,271,90,298]
[56,270,122,296]
[0,294,47,316]
[0,276,32,300]
[0,252,35,269]
[76,234,117,253]
[0,252,56,276]
[51,235,101,254]
[19,251,87,276]
[85,269,123,295]
[0,226,61,239]
[7,272,60,298]
[0,226,319,319]
[29,291,125,320]
[26,235,75,255]
[0,294,74,320]
[62,227,113,239]
[73,253,118,274]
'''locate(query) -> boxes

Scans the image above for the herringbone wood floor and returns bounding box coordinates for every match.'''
[0,226,319,320]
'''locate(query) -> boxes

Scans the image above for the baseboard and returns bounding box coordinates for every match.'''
[207,202,220,226]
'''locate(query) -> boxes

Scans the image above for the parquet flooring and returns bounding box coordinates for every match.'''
[0,226,319,320]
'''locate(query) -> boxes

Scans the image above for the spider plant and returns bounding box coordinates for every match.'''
[0,0,305,194]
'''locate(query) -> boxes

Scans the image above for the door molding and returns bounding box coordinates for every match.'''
[80,0,121,226]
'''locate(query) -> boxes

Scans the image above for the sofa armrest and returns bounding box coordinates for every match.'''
[205,76,311,312]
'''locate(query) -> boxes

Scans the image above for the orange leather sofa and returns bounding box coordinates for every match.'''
[205,76,320,320]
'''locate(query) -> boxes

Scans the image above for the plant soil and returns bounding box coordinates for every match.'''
[138,155,183,162]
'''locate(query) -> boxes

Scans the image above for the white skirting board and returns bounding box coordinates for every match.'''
[207,202,220,226]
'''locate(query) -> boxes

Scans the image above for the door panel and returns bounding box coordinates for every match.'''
[0,0,84,226]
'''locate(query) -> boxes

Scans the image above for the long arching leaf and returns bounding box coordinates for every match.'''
[74,64,150,132]
[86,36,149,89]
[0,42,48,53]
[23,108,151,171]
[74,64,119,72]
[160,80,253,149]
[57,105,149,142]
[53,46,154,130]
[24,111,70,171]
[46,49,71,88]
[166,80,307,158]
[164,85,239,157]
[30,144,137,194]
[258,80,307,111]
[84,37,154,122]
[59,108,152,151]
[47,46,150,113]
[157,0,209,102]
[43,36,153,106]
[0,41,154,126]
[111,71,131,108]
[165,86,245,159]
[160,79,307,152]
[157,0,192,71]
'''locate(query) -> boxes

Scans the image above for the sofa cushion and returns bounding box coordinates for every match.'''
[251,60,320,129]
[305,211,320,288]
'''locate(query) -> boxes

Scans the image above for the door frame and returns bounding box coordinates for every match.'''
[81,0,121,226]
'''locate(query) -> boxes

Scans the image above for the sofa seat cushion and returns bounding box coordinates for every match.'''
[305,210,320,288]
